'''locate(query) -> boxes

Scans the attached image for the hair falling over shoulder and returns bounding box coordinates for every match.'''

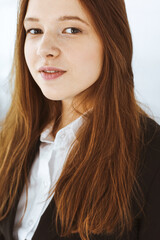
[0,0,149,239]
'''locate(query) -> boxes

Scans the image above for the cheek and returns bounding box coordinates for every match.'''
[70,40,103,79]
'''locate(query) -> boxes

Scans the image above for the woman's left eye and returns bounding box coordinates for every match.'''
[63,27,82,34]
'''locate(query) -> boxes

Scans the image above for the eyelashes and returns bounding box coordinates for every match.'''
[63,27,82,34]
[26,28,42,35]
[25,27,82,35]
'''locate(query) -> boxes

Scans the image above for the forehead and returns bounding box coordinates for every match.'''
[25,0,92,24]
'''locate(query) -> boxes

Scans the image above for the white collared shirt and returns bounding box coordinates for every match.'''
[13,112,88,240]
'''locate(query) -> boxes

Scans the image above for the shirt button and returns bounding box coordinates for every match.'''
[28,219,34,227]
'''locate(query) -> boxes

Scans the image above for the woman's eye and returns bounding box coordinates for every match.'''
[25,27,81,35]
[26,28,42,35]
[63,27,82,34]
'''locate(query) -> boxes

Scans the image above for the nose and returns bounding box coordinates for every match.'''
[37,33,61,59]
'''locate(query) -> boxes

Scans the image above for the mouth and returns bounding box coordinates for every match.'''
[42,70,61,73]
[40,70,66,80]
[39,66,67,80]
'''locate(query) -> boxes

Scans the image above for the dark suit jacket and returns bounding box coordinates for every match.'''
[0,117,160,240]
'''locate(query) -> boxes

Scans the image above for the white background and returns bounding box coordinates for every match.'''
[0,0,159,123]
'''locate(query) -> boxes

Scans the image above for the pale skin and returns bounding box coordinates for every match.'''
[24,0,104,129]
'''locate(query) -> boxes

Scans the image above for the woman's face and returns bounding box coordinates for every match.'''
[24,0,104,106]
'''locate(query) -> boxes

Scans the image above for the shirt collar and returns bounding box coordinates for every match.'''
[40,108,92,145]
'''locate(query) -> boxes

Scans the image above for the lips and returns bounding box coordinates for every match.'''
[39,66,67,80]
[39,66,66,73]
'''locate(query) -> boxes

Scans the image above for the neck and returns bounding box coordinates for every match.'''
[59,100,93,130]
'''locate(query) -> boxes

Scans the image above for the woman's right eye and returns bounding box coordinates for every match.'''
[26,28,42,35]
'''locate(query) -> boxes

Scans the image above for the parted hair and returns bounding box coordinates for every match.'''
[0,0,149,240]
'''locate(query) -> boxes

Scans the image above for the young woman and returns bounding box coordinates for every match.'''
[0,0,160,239]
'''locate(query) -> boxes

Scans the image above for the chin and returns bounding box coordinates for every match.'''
[40,91,61,101]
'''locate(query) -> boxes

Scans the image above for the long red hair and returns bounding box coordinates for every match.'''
[0,0,149,239]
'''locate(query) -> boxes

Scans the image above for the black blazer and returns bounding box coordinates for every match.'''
[0,117,160,240]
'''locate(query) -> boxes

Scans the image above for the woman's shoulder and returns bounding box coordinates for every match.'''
[141,115,160,158]
[142,115,160,141]
[140,115,160,157]
[139,115,160,198]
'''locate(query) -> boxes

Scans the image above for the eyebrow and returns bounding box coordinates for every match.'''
[24,16,89,26]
